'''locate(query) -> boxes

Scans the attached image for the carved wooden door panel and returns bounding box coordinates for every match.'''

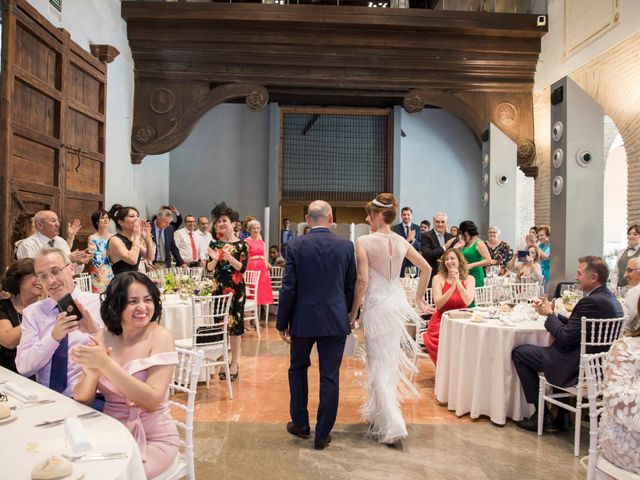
[0,0,114,269]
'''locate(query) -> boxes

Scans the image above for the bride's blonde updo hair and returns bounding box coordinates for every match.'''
[365,193,398,225]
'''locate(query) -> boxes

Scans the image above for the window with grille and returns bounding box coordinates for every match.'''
[280,108,391,204]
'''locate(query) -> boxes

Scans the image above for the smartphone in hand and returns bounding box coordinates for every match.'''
[57,294,83,321]
[517,250,529,262]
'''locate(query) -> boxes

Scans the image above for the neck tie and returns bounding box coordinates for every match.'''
[158,229,166,262]
[189,231,198,261]
[437,233,444,248]
[405,226,409,237]
[50,332,68,393]
[48,239,55,247]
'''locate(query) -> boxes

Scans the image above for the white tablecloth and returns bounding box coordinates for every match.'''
[161,294,193,340]
[435,309,551,425]
[0,367,145,479]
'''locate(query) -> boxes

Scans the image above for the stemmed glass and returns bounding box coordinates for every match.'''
[404,267,411,279]
[409,266,417,278]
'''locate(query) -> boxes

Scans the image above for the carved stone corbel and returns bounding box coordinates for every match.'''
[131,82,269,164]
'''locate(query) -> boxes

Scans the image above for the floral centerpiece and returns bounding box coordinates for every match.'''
[162,273,216,297]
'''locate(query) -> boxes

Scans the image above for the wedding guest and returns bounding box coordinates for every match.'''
[423,248,475,365]
[173,215,201,266]
[151,209,184,269]
[16,210,91,270]
[108,207,155,275]
[239,215,256,241]
[87,209,113,293]
[527,225,550,285]
[151,205,183,230]
[71,271,179,479]
[622,257,640,332]
[598,311,640,474]
[419,220,430,235]
[529,226,538,236]
[449,225,459,239]
[392,207,421,276]
[269,245,286,269]
[194,216,214,262]
[10,212,35,259]
[420,212,459,286]
[512,256,622,431]
[508,246,543,283]
[485,226,513,275]
[16,248,103,399]
[459,220,492,287]
[610,224,640,289]
[206,203,248,381]
[246,221,274,319]
[0,259,42,372]
[281,218,295,251]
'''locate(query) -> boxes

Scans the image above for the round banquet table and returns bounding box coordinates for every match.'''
[0,366,145,479]
[161,293,193,340]
[434,308,551,425]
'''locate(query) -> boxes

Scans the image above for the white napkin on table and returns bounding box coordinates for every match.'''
[64,417,92,454]
[3,381,39,401]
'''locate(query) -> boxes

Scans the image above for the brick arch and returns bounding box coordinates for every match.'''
[534,31,640,225]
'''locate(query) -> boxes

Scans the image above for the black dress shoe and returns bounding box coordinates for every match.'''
[516,412,557,433]
[287,422,310,439]
[554,412,571,431]
[314,435,332,450]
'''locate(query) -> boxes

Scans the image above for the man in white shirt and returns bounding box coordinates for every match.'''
[623,257,640,332]
[194,216,214,261]
[16,210,90,270]
[173,215,201,266]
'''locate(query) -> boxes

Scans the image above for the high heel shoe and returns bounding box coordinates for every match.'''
[230,365,239,382]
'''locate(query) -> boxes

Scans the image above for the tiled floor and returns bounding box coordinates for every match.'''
[181,321,587,479]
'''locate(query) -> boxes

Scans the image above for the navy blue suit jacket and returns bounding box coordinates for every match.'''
[542,286,623,387]
[276,227,356,337]
[150,223,184,267]
[391,222,421,248]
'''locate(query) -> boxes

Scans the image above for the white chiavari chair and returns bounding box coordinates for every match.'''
[474,285,494,306]
[411,287,433,380]
[174,294,233,398]
[268,266,284,327]
[152,348,204,480]
[243,270,261,337]
[73,273,92,292]
[538,316,626,456]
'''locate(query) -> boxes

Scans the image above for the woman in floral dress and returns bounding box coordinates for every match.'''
[87,209,114,293]
[206,203,247,381]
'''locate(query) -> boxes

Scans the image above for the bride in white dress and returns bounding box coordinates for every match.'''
[349,193,432,446]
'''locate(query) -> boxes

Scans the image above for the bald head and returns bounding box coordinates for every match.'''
[34,210,60,239]
[306,200,333,227]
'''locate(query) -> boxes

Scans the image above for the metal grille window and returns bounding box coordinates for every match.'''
[281,108,391,203]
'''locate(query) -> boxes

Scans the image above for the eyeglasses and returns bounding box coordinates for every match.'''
[36,265,69,282]
[625,267,640,273]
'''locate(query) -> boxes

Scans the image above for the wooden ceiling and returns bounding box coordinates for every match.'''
[121,2,546,171]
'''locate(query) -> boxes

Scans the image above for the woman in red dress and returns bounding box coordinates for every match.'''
[423,248,475,366]
[246,220,274,311]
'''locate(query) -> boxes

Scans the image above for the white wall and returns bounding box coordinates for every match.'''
[25,0,170,214]
[169,104,271,222]
[535,0,640,90]
[396,108,485,231]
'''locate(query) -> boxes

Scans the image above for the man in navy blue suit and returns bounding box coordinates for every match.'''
[276,200,357,450]
[391,206,421,276]
[512,256,623,431]
[150,208,184,268]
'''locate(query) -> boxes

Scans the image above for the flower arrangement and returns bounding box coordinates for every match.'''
[162,273,217,297]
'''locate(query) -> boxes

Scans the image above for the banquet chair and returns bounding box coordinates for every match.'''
[510,282,544,303]
[153,348,204,480]
[268,266,284,327]
[410,287,433,380]
[537,316,626,456]
[474,285,494,306]
[243,270,261,337]
[73,273,92,292]
[584,352,640,480]
[174,294,233,399]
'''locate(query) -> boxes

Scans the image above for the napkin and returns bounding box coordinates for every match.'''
[64,417,92,454]
[3,381,39,401]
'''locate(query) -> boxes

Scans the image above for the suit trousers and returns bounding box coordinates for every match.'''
[289,335,346,441]
[512,344,544,406]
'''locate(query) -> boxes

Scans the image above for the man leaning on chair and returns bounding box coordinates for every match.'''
[511,256,623,432]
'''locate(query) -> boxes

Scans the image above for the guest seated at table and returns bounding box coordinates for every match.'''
[623,257,640,332]
[598,308,640,474]
[511,256,623,432]
[72,271,179,479]
[459,220,492,287]
[507,246,543,284]
[268,245,286,269]
[16,248,103,400]
[0,259,42,372]
[107,207,155,275]
[485,226,513,275]
[423,248,475,366]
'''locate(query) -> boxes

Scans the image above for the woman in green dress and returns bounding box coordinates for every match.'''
[206,202,248,381]
[459,220,492,288]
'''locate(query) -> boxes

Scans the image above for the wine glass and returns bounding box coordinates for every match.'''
[409,266,417,278]
[404,267,411,278]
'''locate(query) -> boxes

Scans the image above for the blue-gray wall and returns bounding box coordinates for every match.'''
[396,108,486,232]
[169,104,271,222]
